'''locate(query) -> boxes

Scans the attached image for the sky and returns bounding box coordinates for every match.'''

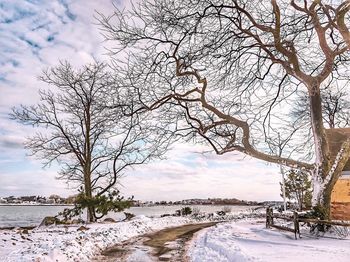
[0,0,282,202]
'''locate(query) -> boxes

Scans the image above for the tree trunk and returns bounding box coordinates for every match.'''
[84,101,95,223]
[307,81,333,219]
[87,206,95,223]
[300,190,303,211]
[311,167,343,220]
[84,168,95,223]
[308,83,331,175]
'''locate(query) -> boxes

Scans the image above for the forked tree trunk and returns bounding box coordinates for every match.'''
[311,167,343,220]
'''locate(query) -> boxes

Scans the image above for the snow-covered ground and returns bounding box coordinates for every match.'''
[188,219,350,262]
[0,215,193,262]
[3,213,349,262]
[0,207,262,262]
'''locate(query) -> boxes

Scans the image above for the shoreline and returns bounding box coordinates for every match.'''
[0,203,259,207]
[0,211,264,261]
[0,204,74,206]
[0,216,196,261]
[0,205,262,229]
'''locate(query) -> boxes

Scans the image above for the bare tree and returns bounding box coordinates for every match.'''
[292,87,350,129]
[11,62,166,222]
[98,0,350,219]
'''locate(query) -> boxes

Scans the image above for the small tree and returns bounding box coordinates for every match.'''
[11,62,165,222]
[281,169,312,211]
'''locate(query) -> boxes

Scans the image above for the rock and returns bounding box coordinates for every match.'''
[159,253,172,261]
[39,216,60,227]
[103,217,116,223]
[71,218,84,224]
[216,211,226,216]
[122,212,135,221]
[77,226,89,231]
[0,226,15,230]
[22,229,29,234]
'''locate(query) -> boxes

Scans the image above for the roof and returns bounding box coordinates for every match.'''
[325,128,350,171]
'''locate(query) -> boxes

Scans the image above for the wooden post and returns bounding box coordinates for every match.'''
[266,207,274,228]
[271,208,274,226]
[293,211,300,240]
[266,207,270,228]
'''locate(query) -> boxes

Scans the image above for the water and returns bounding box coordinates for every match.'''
[0,205,72,227]
[0,205,256,227]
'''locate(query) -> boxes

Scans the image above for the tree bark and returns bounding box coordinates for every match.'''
[83,166,95,222]
[84,100,95,223]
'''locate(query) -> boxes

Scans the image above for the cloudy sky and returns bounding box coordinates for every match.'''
[0,0,282,201]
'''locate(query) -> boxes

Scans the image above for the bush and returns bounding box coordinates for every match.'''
[175,206,192,216]
[59,190,132,221]
[299,205,331,233]
[222,206,232,213]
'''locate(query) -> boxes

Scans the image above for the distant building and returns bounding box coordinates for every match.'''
[3,196,20,204]
[36,196,47,204]
[20,196,37,203]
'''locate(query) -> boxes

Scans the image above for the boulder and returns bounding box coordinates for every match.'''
[77,225,89,231]
[103,217,116,223]
[39,216,60,227]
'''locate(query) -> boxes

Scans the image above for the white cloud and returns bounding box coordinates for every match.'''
[119,143,281,201]
[0,168,74,197]
[0,0,282,201]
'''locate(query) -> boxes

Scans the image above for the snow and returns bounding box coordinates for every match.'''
[312,138,350,205]
[3,213,349,262]
[188,218,350,262]
[312,173,323,205]
[0,215,193,262]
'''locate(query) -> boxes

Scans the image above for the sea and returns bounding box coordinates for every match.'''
[0,205,257,227]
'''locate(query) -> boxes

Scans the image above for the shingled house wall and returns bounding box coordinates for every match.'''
[326,128,350,220]
[331,176,350,220]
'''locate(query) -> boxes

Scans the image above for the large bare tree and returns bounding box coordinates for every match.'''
[99,0,350,219]
[292,87,350,129]
[12,62,166,222]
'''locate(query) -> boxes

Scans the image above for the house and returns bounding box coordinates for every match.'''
[20,196,37,203]
[3,196,21,204]
[331,172,350,220]
[326,128,350,220]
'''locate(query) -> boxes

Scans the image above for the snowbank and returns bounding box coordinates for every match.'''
[188,218,350,262]
[0,216,193,262]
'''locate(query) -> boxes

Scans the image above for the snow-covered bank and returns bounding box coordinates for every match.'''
[0,216,194,262]
[188,218,350,262]
[0,207,263,262]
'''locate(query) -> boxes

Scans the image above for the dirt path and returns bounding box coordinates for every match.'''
[93,222,218,262]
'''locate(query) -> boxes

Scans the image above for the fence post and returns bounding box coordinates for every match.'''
[266,207,274,228]
[266,207,270,228]
[271,207,274,226]
[293,211,300,240]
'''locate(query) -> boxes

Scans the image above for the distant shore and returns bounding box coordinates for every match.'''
[0,204,74,206]
[0,203,261,207]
